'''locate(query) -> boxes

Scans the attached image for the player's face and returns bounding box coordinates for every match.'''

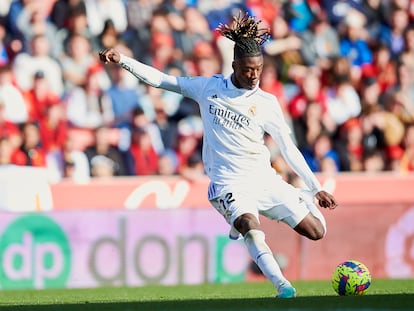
[232,55,263,90]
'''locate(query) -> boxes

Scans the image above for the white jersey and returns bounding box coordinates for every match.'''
[178,75,290,185]
[119,54,322,195]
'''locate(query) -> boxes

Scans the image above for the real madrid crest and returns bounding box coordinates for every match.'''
[248,105,257,117]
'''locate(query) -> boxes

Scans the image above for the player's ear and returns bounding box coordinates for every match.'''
[232,61,236,71]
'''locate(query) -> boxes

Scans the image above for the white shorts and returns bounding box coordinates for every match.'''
[208,173,326,239]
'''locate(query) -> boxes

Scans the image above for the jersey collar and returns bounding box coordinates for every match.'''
[227,74,260,97]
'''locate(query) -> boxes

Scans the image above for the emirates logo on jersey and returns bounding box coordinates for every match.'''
[248,105,257,117]
[209,104,250,129]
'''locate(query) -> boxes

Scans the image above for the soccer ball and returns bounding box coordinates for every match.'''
[331,260,371,296]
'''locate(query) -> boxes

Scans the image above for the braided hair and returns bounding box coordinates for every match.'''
[216,11,270,60]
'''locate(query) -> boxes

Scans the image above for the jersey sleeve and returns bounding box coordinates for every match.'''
[177,76,211,101]
[263,95,322,195]
[263,96,292,138]
[276,132,322,195]
[118,54,180,93]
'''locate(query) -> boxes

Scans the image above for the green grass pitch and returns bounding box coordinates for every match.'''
[0,279,413,311]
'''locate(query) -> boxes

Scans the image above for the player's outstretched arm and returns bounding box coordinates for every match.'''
[98,48,181,93]
[276,132,338,209]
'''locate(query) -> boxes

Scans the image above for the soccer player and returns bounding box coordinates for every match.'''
[99,12,338,298]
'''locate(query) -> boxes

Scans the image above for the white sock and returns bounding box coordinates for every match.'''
[244,229,289,290]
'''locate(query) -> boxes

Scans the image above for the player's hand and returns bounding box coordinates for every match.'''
[99,48,121,64]
[315,190,338,209]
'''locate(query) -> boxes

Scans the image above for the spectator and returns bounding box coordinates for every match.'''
[84,0,127,37]
[150,31,182,72]
[0,1,12,18]
[362,44,397,94]
[179,152,205,181]
[299,11,340,69]
[0,17,10,65]
[38,103,68,154]
[148,8,172,34]
[12,34,64,97]
[245,0,280,28]
[302,132,341,173]
[399,123,414,172]
[202,0,249,31]
[325,57,362,126]
[214,17,235,77]
[0,64,28,124]
[55,4,98,54]
[60,34,105,93]
[0,136,14,165]
[90,154,117,178]
[50,0,87,30]
[399,25,414,71]
[151,91,179,152]
[289,70,336,149]
[46,134,91,184]
[385,62,414,125]
[15,0,60,58]
[6,0,29,40]
[97,19,119,51]
[157,150,178,175]
[379,7,410,61]
[123,106,165,155]
[319,155,340,175]
[360,0,387,46]
[321,0,366,28]
[191,43,221,77]
[65,65,113,129]
[260,57,289,116]
[84,126,127,176]
[124,0,161,60]
[104,62,141,128]
[282,0,315,33]
[334,117,364,172]
[289,70,328,120]
[386,90,414,126]
[361,105,405,169]
[11,121,46,167]
[0,100,21,149]
[359,76,384,113]
[175,6,213,59]
[126,126,159,176]
[362,149,386,172]
[22,70,61,122]
[295,102,333,152]
[162,0,187,34]
[339,9,372,85]
[263,15,306,83]
[126,0,161,33]
[173,116,202,175]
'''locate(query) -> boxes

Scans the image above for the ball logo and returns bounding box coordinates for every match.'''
[0,214,71,289]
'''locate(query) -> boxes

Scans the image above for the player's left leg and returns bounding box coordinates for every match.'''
[293,213,325,240]
[293,190,327,240]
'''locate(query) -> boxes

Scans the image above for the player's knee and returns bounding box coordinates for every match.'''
[234,213,260,236]
[308,226,325,241]
[295,214,326,240]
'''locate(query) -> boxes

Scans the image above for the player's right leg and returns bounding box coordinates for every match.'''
[209,184,296,298]
[234,213,296,298]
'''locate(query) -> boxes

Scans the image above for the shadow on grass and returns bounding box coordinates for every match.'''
[1,294,414,311]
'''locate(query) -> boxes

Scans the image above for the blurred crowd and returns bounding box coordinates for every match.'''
[0,0,414,184]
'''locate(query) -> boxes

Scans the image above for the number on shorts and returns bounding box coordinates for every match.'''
[219,192,235,211]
